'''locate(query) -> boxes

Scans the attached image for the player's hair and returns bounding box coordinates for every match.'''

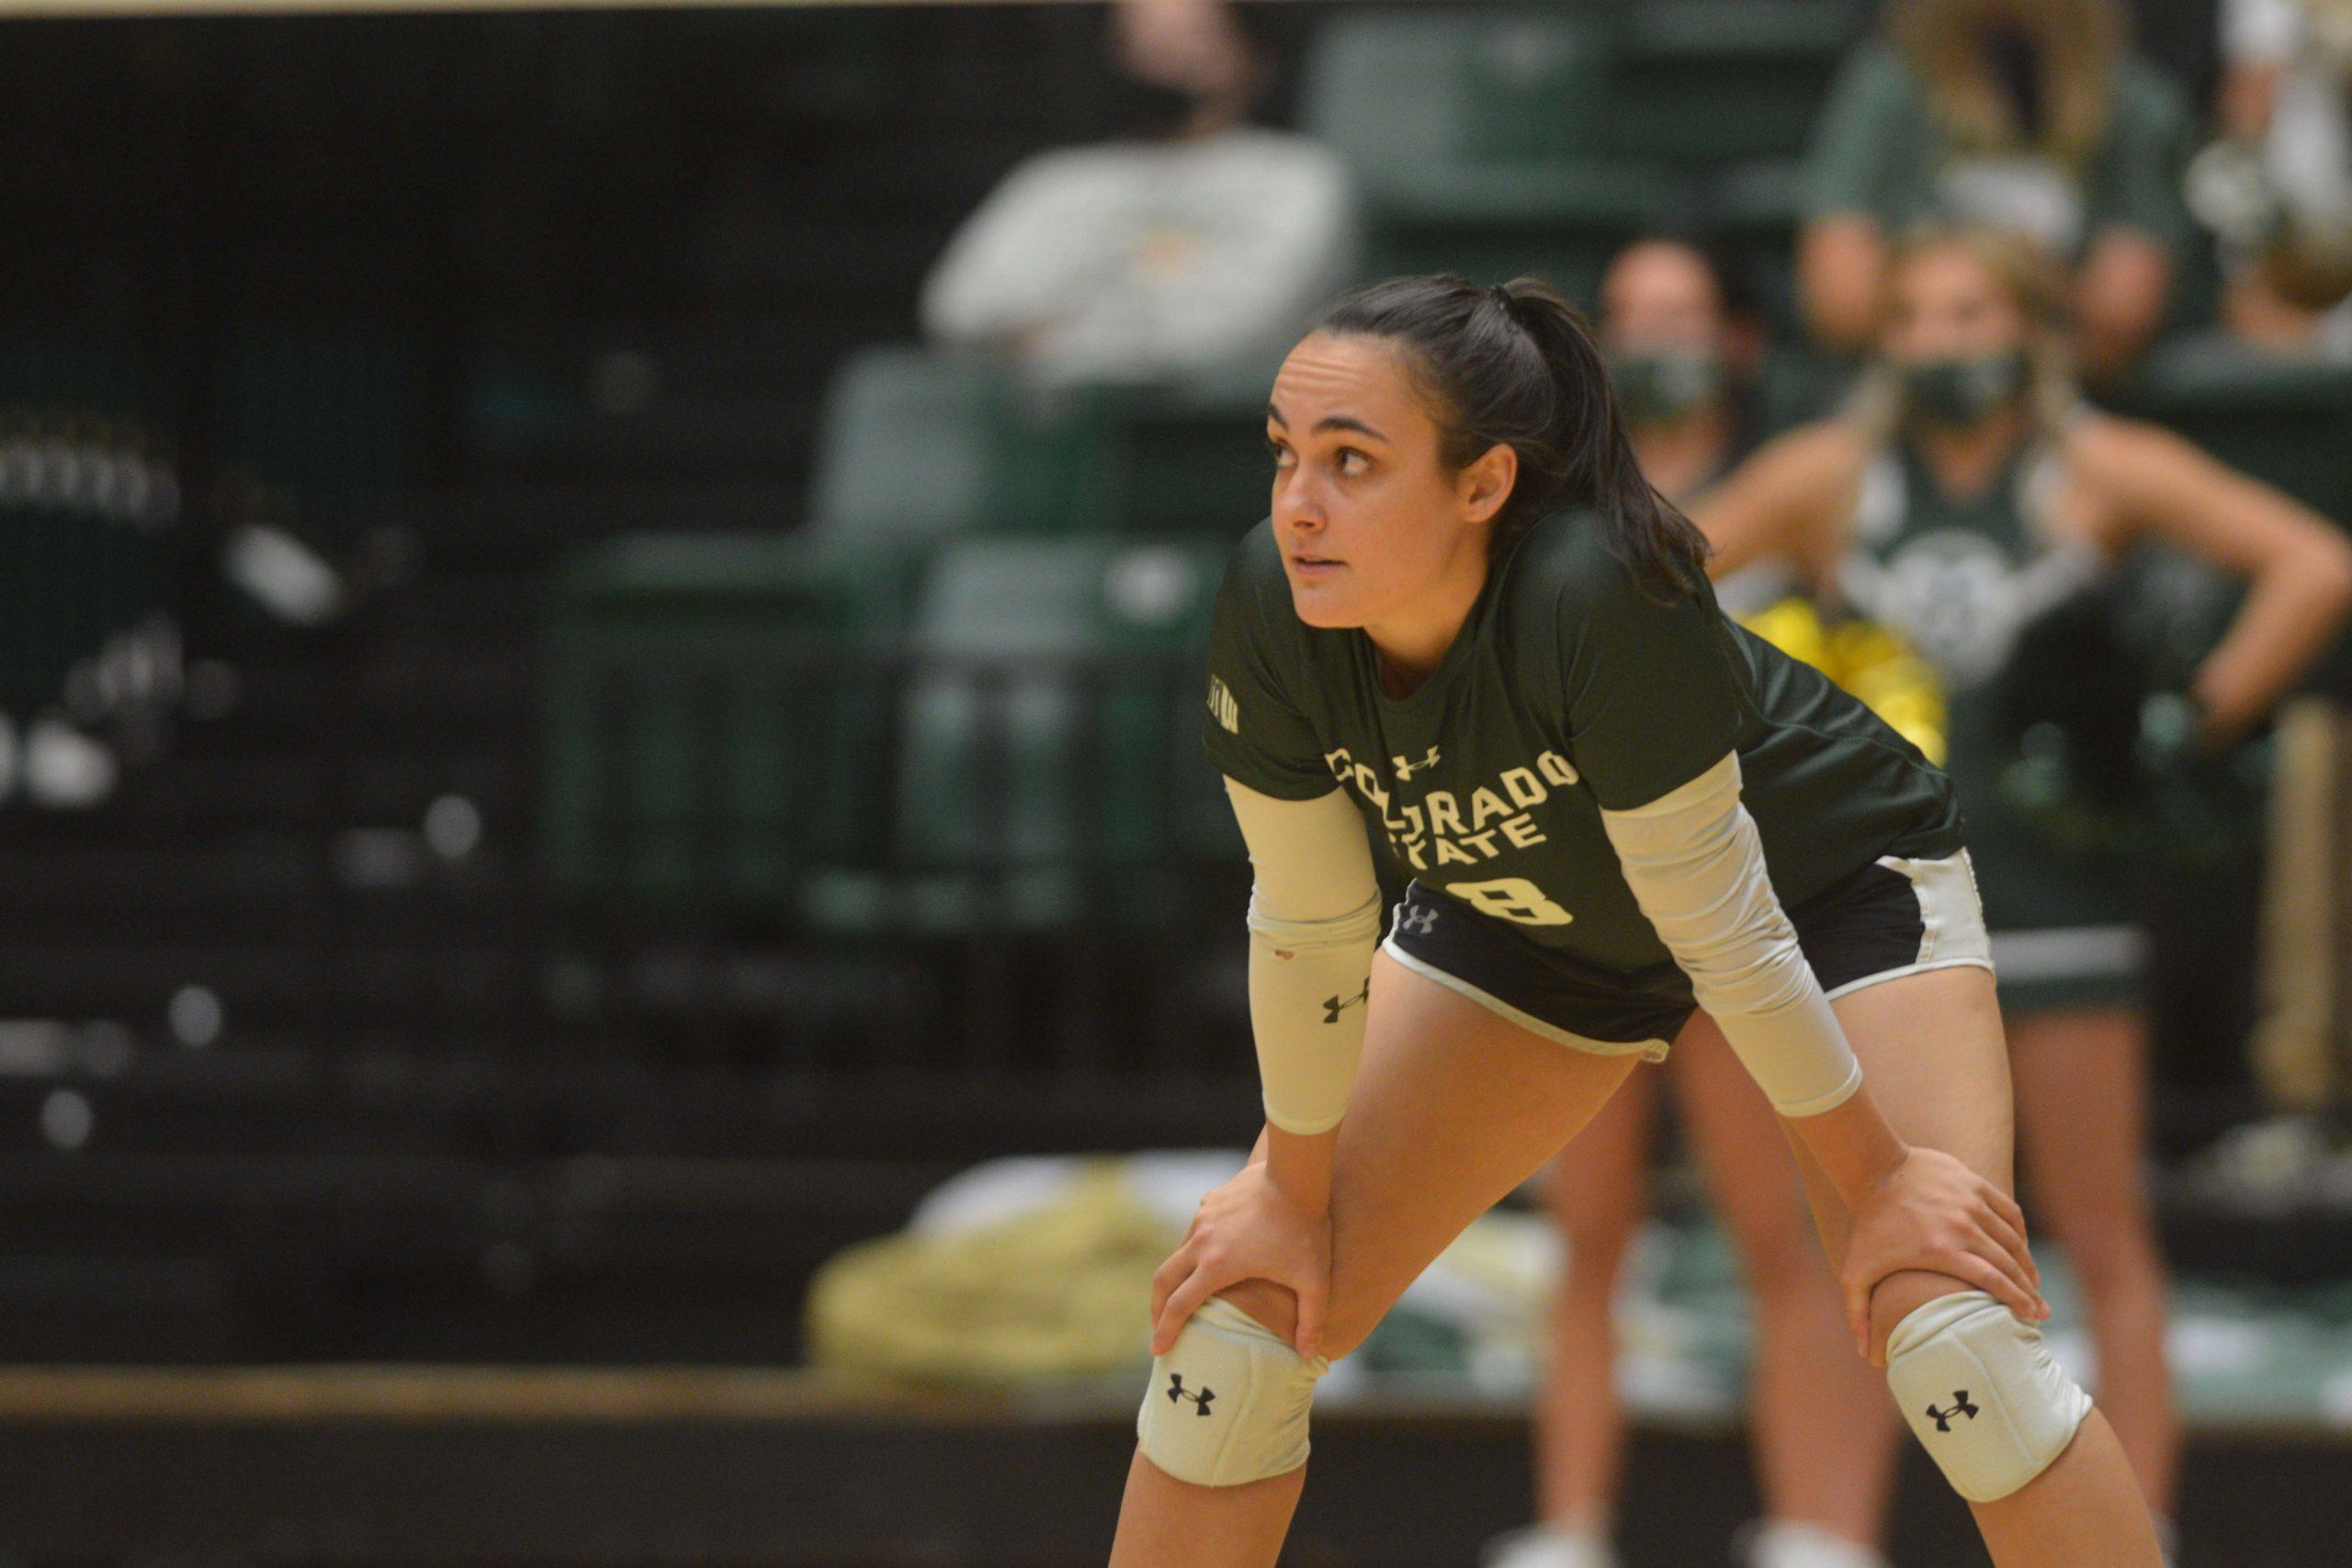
[1848,221,2083,446]
[1311,273,1713,601]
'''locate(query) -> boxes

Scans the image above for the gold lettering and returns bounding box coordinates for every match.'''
[1427,791,1464,835]
[1433,837,1477,865]
[1538,750,1579,786]
[1500,767,1545,808]
[1500,812,1545,849]
[1470,786,1510,828]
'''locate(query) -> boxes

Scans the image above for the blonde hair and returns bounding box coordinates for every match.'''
[1888,0,2128,167]
[1847,223,2083,446]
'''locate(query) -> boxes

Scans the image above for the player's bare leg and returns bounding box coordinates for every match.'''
[1779,966,2165,1568]
[1108,949,1643,1568]
[2009,1006,2180,1521]
[1531,1061,1659,1541]
[1672,1013,1902,1555]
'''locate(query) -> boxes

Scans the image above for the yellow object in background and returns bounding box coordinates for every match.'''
[1738,597,1949,768]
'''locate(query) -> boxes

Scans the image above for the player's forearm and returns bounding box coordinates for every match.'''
[1261,1122,1337,1215]
[1781,1077,1910,1211]
[2193,539,2352,742]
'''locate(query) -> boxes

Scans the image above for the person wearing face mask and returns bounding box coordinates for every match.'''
[1696,224,2352,1564]
[1480,239,1909,1568]
[918,0,1356,389]
[1800,0,2195,383]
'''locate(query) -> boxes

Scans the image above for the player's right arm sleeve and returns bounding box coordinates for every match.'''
[1599,752,1863,1119]
[1227,777,1383,1135]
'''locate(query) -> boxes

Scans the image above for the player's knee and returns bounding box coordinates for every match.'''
[1883,1288,2093,1503]
[1865,1267,1961,1363]
[1136,1293,1331,1487]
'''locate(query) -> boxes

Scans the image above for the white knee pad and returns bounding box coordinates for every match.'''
[1136,1295,1329,1486]
[1884,1291,2094,1503]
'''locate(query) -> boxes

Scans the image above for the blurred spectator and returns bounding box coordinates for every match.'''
[1799,0,2195,382]
[2188,0,2352,355]
[1697,224,2352,1548]
[1597,238,1799,614]
[918,0,1355,389]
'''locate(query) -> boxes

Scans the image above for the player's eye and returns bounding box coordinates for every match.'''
[1335,447,1371,477]
[1265,437,1295,469]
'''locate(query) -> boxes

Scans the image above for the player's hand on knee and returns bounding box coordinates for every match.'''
[1149,1162,1332,1359]
[1840,1145,2048,1364]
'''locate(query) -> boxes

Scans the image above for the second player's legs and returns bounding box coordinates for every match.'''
[2008,1005,2179,1521]
[1670,1012,1903,1554]
[1532,1058,1658,1540]
[1776,965,2164,1568]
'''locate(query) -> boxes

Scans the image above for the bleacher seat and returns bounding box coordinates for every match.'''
[801,536,1234,938]
[1301,10,1668,299]
[539,532,900,917]
[1599,1,1857,166]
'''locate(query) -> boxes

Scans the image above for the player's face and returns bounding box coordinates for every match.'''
[1599,242,1725,356]
[1264,332,1494,629]
[1880,245,2030,367]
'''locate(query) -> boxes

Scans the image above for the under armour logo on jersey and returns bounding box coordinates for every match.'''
[1392,745,1442,779]
[1396,905,1439,936]
[1166,1374,1215,1416]
[1322,979,1370,1024]
[1925,1391,1980,1432]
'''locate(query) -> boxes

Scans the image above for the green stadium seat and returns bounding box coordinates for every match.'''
[539,532,902,918]
[1041,363,1278,539]
[1600,0,1856,165]
[1301,10,1668,299]
[801,536,1236,937]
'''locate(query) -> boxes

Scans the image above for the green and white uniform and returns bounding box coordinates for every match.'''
[1204,509,1972,1052]
[1837,435,2143,1012]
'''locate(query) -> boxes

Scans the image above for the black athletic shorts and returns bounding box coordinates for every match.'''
[1381,849,1994,1064]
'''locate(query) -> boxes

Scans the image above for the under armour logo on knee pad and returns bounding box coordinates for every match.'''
[1396,905,1438,936]
[1166,1374,1215,1416]
[1926,1391,1980,1432]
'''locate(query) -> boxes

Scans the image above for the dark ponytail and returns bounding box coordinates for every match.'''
[1311,273,1714,602]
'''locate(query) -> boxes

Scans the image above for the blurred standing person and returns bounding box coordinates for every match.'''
[2190,0,2352,355]
[1484,238,1905,1568]
[1799,0,2195,383]
[1698,224,2352,1562]
[919,0,1355,389]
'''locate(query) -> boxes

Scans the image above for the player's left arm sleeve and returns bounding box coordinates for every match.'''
[1599,751,1861,1118]
[1225,776,1383,1135]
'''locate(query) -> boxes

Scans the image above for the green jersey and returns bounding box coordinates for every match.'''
[1204,510,1965,972]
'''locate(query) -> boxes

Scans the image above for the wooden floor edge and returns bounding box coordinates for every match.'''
[0,1366,2346,1445]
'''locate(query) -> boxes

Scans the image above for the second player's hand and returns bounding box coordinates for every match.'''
[1149,1161,1332,1359]
[1841,1144,2049,1365]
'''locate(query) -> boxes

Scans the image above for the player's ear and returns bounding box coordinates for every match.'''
[1456,442,1517,527]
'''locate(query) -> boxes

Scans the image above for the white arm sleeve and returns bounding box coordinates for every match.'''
[1225,777,1382,1135]
[1598,751,1863,1118]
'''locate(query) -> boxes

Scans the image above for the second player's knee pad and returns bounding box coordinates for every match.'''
[1884,1290,2093,1503]
[1136,1295,1329,1487]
